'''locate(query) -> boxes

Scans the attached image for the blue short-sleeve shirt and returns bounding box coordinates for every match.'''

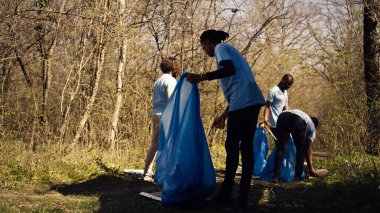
[266,85,288,127]
[284,109,316,141]
[214,42,265,111]
[152,74,177,116]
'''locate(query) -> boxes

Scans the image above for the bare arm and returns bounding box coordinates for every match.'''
[263,101,272,127]
[260,100,271,128]
[305,139,318,176]
[213,106,229,129]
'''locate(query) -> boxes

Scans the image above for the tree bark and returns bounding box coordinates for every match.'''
[37,0,68,126]
[69,0,108,151]
[58,31,96,148]
[109,0,128,150]
[15,51,33,87]
[363,0,380,154]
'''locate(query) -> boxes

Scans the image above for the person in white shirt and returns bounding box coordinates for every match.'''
[261,74,294,138]
[273,109,322,183]
[186,29,265,209]
[143,57,180,182]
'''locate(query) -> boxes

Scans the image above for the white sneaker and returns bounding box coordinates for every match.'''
[143,175,158,185]
[143,175,154,182]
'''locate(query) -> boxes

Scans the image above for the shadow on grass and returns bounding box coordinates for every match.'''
[51,171,264,213]
[51,165,380,212]
[52,173,164,212]
[259,178,380,213]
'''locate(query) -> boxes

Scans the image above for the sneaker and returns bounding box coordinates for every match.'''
[143,175,158,185]
[143,175,154,182]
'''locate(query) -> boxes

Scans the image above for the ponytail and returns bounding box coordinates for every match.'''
[200,30,229,43]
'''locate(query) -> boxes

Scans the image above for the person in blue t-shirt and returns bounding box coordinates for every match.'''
[143,57,180,182]
[186,29,265,209]
[260,74,294,139]
[273,109,323,183]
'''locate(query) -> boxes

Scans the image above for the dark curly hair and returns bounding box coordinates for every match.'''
[160,57,180,77]
[200,30,229,43]
[311,117,319,128]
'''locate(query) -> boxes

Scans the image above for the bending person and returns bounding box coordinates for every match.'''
[273,109,323,183]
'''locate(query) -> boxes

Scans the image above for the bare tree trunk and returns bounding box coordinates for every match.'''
[58,34,96,149]
[69,0,109,151]
[37,0,67,127]
[58,4,97,148]
[15,49,39,149]
[15,51,33,87]
[165,0,171,56]
[0,58,12,125]
[109,0,128,150]
[70,45,106,150]
[363,0,380,154]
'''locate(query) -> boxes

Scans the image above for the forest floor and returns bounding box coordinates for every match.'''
[0,143,379,212]
[1,163,380,212]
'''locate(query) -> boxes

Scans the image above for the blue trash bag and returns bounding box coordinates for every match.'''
[155,72,216,206]
[260,135,304,182]
[253,127,269,176]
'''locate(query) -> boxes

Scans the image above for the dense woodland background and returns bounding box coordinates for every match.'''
[0,0,379,180]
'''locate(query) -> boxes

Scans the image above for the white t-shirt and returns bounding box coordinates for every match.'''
[152,73,177,116]
[283,109,316,141]
[214,42,265,111]
[267,85,288,128]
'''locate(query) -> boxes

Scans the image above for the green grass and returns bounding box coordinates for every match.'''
[0,141,379,212]
[0,192,99,212]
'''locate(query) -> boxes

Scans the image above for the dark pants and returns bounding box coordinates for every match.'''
[273,112,307,180]
[220,104,261,203]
